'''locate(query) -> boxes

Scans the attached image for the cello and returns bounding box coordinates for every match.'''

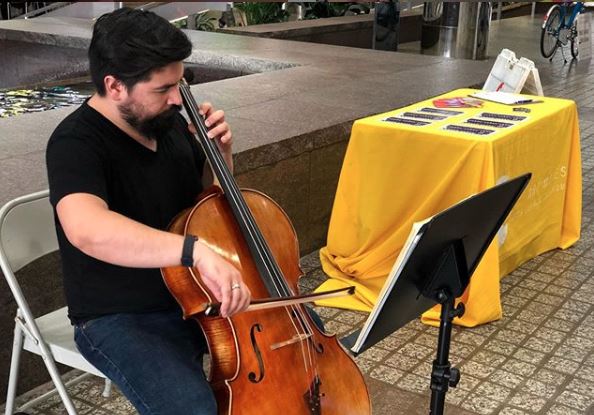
[162,79,371,415]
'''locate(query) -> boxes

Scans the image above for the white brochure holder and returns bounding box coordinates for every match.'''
[483,49,544,96]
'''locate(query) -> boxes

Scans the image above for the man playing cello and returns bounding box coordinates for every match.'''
[46,8,249,414]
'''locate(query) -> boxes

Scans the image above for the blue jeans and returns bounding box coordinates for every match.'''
[74,309,217,415]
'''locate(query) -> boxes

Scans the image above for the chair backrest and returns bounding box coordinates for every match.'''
[0,190,58,317]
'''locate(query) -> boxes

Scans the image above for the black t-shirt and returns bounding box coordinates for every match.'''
[46,102,206,323]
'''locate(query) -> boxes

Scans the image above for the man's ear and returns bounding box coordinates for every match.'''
[104,76,127,101]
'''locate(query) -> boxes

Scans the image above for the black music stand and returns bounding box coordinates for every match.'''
[341,173,531,415]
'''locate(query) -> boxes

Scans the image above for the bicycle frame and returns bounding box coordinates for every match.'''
[540,1,584,60]
[542,1,584,30]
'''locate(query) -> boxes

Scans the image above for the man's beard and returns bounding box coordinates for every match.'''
[119,103,181,141]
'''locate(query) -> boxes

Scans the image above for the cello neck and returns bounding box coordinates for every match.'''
[179,80,290,298]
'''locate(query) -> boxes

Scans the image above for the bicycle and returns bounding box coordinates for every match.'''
[540,1,585,62]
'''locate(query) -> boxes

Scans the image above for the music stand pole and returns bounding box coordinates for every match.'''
[429,289,465,415]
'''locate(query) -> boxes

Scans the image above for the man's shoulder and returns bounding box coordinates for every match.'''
[49,102,103,145]
[47,102,112,162]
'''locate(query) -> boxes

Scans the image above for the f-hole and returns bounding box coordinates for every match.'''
[248,324,265,383]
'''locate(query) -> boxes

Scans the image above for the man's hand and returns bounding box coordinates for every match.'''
[188,102,233,179]
[193,240,250,318]
[188,102,232,154]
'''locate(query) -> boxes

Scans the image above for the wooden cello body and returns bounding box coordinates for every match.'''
[163,188,371,414]
[162,80,371,414]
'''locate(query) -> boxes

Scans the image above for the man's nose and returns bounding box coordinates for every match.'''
[168,87,182,106]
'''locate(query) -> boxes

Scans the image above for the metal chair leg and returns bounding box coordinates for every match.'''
[34,340,79,415]
[102,379,112,398]
[40,356,79,414]
[5,324,24,415]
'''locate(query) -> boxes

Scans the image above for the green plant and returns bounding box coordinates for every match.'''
[194,12,216,31]
[170,12,217,31]
[233,2,289,25]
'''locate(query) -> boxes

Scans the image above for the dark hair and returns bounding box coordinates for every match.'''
[89,7,192,95]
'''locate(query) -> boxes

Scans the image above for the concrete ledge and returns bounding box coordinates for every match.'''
[220,10,423,47]
[0,17,93,48]
[0,18,492,250]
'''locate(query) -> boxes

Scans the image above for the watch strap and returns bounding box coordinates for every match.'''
[181,234,198,267]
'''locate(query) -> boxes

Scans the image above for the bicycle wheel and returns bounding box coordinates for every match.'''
[541,6,561,58]
[571,19,579,59]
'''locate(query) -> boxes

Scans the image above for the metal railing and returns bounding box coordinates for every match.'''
[493,2,538,20]
[5,2,163,20]
[7,2,73,20]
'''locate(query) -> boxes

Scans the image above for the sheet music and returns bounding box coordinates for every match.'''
[352,219,429,353]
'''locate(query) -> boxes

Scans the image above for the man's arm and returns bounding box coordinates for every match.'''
[56,193,249,317]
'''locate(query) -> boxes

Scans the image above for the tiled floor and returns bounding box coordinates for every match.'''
[3,14,594,415]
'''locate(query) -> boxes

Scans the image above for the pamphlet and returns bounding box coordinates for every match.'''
[433,97,483,108]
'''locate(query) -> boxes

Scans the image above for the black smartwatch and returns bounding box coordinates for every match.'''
[181,234,198,267]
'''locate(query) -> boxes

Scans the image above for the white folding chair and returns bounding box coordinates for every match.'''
[1,190,111,415]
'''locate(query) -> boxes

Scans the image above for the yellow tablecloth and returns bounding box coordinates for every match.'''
[317,88,581,327]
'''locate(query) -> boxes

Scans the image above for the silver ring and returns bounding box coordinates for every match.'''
[231,282,241,290]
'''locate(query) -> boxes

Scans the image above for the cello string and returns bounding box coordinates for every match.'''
[180,84,285,297]
[216,172,316,372]
[180,82,319,382]
[218,175,319,380]
[180,83,308,306]
[200,113,321,387]
[214,169,320,381]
